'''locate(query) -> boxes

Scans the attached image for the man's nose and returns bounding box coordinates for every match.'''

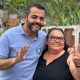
[36,18,41,23]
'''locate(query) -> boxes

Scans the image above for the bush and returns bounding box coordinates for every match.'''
[43,0,80,26]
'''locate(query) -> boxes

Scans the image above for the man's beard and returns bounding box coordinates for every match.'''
[27,21,44,33]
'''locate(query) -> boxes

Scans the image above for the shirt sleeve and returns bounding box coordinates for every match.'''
[0,32,10,58]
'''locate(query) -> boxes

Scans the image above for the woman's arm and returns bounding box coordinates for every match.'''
[67,53,80,80]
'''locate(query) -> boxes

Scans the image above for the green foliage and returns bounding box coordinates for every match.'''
[4,0,31,15]
[43,0,80,26]
[8,0,27,4]
[3,0,80,26]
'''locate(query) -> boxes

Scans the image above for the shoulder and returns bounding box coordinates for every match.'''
[6,24,20,33]
[38,30,47,37]
[1,24,20,37]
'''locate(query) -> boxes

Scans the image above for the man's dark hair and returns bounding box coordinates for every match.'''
[25,3,46,16]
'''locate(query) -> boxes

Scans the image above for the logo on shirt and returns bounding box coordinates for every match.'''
[36,48,41,54]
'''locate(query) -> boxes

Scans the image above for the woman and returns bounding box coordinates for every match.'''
[33,28,80,80]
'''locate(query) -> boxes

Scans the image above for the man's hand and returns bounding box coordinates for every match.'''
[0,45,28,70]
[15,45,28,63]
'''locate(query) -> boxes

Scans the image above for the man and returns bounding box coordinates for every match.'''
[0,4,46,80]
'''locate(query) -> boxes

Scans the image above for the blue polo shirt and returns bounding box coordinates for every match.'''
[0,24,47,80]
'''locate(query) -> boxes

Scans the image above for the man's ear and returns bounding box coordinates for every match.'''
[22,14,27,22]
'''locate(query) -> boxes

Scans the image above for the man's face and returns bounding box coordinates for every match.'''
[26,7,45,32]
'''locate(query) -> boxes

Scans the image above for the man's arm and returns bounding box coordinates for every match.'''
[0,46,28,70]
[0,58,17,70]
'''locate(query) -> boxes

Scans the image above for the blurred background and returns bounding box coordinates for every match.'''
[0,0,80,47]
[0,0,80,28]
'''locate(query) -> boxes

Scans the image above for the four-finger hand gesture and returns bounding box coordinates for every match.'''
[15,45,28,63]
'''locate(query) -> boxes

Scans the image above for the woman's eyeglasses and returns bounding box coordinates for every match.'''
[48,36,64,42]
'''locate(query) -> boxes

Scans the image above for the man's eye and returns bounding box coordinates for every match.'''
[31,15,44,21]
[40,17,44,21]
[31,16,37,19]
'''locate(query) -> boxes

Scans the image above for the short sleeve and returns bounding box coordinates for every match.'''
[0,33,9,58]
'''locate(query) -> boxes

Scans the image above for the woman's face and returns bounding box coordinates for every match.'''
[47,30,64,52]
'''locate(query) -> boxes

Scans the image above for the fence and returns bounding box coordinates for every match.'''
[0,25,80,47]
[42,25,80,47]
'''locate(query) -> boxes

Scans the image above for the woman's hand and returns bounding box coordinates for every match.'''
[68,45,80,67]
[72,46,80,67]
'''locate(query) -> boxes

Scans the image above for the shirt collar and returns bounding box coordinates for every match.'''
[17,23,26,35]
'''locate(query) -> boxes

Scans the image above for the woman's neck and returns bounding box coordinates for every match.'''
[47,49,65,56]
[44,50,65,65]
